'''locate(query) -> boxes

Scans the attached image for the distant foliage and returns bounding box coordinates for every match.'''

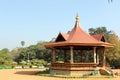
[0,41,51,67]
[13,41,51,65]
[0,48,13,66]
[89,27,120,68]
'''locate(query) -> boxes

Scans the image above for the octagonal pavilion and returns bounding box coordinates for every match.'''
[45,15,113,76]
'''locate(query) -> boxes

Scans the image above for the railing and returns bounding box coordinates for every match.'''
[51,62,98,70]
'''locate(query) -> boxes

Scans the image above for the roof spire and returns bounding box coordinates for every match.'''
[76,14,79,22]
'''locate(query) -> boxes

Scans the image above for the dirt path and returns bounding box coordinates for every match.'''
[0,69,119,80]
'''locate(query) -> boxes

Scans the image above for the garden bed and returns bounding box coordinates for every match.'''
[37,70,114,78]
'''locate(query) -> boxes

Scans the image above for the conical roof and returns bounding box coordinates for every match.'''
[45,16,113,48]
[67,16,100,43]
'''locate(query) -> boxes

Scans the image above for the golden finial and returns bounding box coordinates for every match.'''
[76,14,79,22]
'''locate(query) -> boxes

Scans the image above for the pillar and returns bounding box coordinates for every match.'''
[52,48,56,62]
[97,52,99,64]
[103,48,106,67]
[93,47,97,63]
[70,46,74,63]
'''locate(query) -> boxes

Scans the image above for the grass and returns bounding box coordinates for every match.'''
[37,70,50,76]
[37,70,114,79]
[88,75,113,78]
[37,70,83,78]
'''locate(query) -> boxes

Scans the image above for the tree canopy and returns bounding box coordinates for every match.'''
[89,26,120,68]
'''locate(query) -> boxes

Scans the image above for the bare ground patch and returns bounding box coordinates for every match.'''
[0,69,120,80]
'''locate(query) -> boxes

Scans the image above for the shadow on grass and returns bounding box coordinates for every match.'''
[37,70,86,78]
[37,70,50,76]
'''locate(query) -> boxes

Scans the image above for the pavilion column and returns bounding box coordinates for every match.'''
[93,47,97,63]
[103,48,106,67]
[97,52,99,64]
[70,46,74,63]
[52,48,56,63]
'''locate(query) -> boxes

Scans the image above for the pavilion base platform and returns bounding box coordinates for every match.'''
[50,69,93,76]
[50,63,98,76]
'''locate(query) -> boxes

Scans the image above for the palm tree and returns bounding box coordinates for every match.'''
[21,41,25,47]
[108,0,113,3]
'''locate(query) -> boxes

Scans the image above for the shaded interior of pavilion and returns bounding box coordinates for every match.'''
[52,46,105,66]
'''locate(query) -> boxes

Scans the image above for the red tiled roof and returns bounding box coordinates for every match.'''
[61,33,69,41]
[66,20,100,43]
[45,16,113,48]
[92,34,105,41]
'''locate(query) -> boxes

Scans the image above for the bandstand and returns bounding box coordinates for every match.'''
[45,15,113,76]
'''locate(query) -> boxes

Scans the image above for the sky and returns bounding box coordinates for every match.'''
[0,0,120,50]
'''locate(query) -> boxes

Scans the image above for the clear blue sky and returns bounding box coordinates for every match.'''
[0,0,120,50]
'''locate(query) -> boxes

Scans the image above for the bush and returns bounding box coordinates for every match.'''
[11,62,18,68]
[19,60,27,66]
[31,59,47,67]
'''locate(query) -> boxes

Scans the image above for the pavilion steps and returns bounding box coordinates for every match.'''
[97,67,118,76]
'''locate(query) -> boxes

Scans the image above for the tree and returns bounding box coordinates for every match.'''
[106,32,120,68]
[108,0,113,3]
[14,41,52,64]
[89,27,120,68]
[9,48,19,60]
[89,27,107,35]
[21,41,25,47]
[89,27,112,41]
[1,48,9,53]
[31,59,47,66]
[0,48,14,66]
